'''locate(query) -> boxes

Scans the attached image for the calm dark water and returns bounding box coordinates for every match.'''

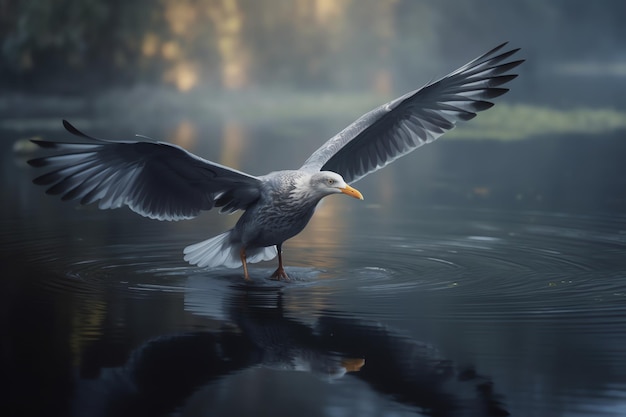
[2,121,626,417]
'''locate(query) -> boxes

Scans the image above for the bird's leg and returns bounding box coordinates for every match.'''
[240,247,250,281]
[270,243,290,281]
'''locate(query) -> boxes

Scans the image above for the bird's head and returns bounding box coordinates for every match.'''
[310,172,364,200]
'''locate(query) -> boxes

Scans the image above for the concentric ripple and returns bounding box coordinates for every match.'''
[7,208,626,325]
[5,206,626,417]
[293,208,626,324]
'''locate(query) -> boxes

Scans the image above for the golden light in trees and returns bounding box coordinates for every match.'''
[160,41,200,91]
[142,33,160,57]
[161,41,182,60]
[164,1,197,36]
[314,0,344,23]
[160,0,202,91]
[154,0,400,91]
[207,0,249,89]
[164,62,199,91]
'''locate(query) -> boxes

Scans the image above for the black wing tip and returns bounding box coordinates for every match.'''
[27,156,49,167]
[508,59,525,69]
[62,119,101,141]
[29,139,56,149]
[32,173,51,184]
[44,187,61,196]
[498,74,519,82]
[458,112,478,122]
[475,101,495,111]
[491,42,521,54]
[484,43,522,64]
[484,87,510,100]
[29,122,102,152]
[27,139,64,167]
[63,119,82,136]
[492,41,509,52]
[27,159,39,168]
[62,119,79,132]
[477,42,518,62]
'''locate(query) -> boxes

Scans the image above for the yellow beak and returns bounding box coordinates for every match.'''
[341,357,365,373]
[340,184,364,200]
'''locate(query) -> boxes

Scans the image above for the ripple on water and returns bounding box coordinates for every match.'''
[7,209,626,331]
[301,210,626,329]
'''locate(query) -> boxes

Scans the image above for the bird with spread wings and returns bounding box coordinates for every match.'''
[29,43,523,280]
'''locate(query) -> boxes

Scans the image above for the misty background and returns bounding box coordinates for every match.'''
[2,0,626,92]
[3,3,626,417]
[2,0,625,127]
[3,0,626,214]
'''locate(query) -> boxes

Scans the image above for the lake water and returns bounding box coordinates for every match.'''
[2,119,626,417]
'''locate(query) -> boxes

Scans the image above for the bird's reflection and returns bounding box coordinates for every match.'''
[73,283,509,417]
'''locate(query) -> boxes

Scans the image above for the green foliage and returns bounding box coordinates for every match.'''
[449,104,626,140]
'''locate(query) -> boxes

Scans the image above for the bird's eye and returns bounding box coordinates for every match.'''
[327,178,335,185]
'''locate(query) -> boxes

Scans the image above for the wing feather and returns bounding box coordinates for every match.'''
[300,42,524,183]
[29,120,262,221]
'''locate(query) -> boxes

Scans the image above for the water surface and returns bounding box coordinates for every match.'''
[3,122,626,417]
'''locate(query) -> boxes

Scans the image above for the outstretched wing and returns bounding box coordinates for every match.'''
[300,42,524,184]
[28,120,262,220]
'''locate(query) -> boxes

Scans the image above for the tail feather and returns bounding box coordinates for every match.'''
[183,231,278,269]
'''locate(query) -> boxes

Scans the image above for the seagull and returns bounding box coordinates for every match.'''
[28,43,523,280]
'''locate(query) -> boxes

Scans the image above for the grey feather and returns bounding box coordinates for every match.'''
[29,121,262,221]
[300,42,523,184]
[28,43,523,277]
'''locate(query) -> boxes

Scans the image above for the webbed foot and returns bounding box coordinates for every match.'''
[270,267,290,281]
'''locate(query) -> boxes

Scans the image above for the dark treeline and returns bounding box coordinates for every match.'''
[1,0,625,94]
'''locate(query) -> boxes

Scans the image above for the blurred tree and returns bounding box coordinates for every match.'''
[1,0,625,94]
[239,0,343,89]
[206,0,248,89]
[430,0,626,62]
[1,0,165,92]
